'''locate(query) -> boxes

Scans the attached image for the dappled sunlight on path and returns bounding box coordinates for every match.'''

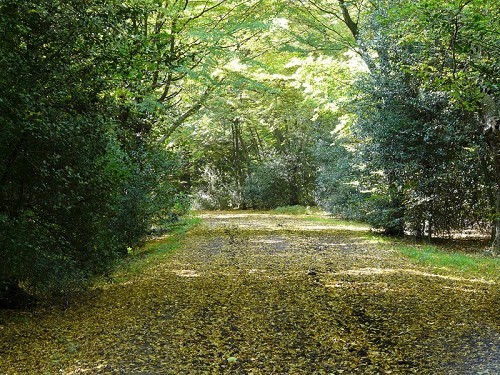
[197,211,371,233]
[0,211,498,374]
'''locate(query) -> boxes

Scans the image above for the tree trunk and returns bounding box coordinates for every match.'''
[490,147,500,254]
[427,219,432,243]
[492,188,500,254]
[231,118,248,208]
[482,93,500,254]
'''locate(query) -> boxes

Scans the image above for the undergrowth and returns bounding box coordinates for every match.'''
[111,216,201,282]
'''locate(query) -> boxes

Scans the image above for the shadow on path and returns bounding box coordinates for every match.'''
[1,212,498,374]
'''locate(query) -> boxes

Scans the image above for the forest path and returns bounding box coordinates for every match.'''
[1,212,499,374]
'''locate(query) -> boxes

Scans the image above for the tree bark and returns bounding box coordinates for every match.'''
[490,142,500,254]
[482,94,500,254]
[493,187,500,253]
[231,118,247,208]
[338,0,358,38]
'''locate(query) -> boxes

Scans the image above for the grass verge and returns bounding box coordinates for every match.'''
[271,205,322,215]
[398,244,499,280]
[111,215,202,282]
[303,215,369,228]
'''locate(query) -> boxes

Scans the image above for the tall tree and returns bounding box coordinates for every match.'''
[109,0,277,144]
[307,0,499,242]
[0,1,126,298]
[377,0,500,246]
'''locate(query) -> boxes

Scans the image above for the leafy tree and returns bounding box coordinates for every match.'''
[353,71,487,236]
[0,0,192,301]
[184,62,323,209]
[3,0,498,307]
[105,0,279,213]
[310,0,497,242]
[380,0,500,247]
[0,1,126,298]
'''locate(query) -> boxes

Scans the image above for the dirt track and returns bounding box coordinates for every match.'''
[0,212,498,374]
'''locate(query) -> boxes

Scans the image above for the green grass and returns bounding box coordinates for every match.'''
[111,216,202,281]
[271,205,321,215]
[303,215,369,228]
[398,245,499,280]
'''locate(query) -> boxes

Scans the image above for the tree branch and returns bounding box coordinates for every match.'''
[338,0,358,39]
[158,81,222,144]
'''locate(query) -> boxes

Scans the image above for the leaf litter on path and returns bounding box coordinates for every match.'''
[0,211,498,374]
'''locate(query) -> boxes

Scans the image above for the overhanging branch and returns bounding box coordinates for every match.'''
[157,81,222,144]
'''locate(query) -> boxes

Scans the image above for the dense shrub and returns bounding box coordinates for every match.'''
[0,1,188,301]
[243,149,317,210]
[315,66,491,237]
[243,159,293,209]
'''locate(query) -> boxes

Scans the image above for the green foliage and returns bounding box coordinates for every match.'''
[110,143,189,243]
[186,73,321,210]
[315,137,368,222]
[243,157,294,209]
[357,79,486,235]
[0,0,124,297]
[315,0,495,238]
[383,0,499,108]
[192,166,243,210]
[0,0,189,300]
[243,151,316,210]
[2,0,498,302]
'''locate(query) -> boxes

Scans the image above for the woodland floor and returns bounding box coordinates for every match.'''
[0,211,499,374]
